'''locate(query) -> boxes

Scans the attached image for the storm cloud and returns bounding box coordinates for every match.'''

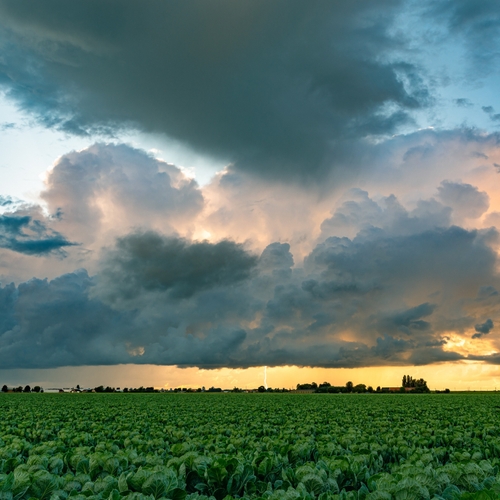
[0,0,432,180]
[0,270,135,368]
[2,184,500,369]
[99,232,258,300]
[1,3,500,375]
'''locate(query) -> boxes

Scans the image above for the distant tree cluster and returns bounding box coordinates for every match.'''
[1,385,42,393]
[125,386,213,392]
[402,375,430,393]
[309,382,373,393]
[169,387,203,393]
[94,386,164,392]
[295,376,432,394]
[256,386,289,393]
[94,386,119,393]
[296,382,318,390]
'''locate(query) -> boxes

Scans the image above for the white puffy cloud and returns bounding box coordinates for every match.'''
[42,143,203,244]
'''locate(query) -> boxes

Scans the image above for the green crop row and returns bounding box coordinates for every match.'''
[1,393,500,500]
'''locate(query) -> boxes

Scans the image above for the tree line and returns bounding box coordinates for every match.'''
[1,375,437,394]
[2,385,42,393]
[296,375,431,393]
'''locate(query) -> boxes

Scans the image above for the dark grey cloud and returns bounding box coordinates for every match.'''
[376,303,436,336]
[0,213,75,256]
[467,353,500,364]
[313,227,496,291]
[482,106,500,122]
[0,0,433,180]
[437,181,489,219]
[99,232,258,300]
[0,270,136,368]
[472,318,494,339]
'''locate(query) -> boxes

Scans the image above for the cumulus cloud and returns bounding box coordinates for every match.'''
[35,131,498,264]
[0,143,207,284]
[0,270,136,368]
[320,189,452,240]
[42,143,203,246]
[2,186,500,369]
[255,242,294,283]
[197,128,500,264]
[0,0,433,180]
[437,181,489,220]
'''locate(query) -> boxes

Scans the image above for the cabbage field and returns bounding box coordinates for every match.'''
[1,393,500,500]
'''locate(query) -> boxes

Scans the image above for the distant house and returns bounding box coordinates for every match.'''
[381,387,401,392]
[292,389,315,393]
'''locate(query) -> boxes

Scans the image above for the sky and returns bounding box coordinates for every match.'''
[1,0,500,390]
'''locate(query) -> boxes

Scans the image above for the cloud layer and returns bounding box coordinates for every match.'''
[1,182,500,369]
[1,2,500,372]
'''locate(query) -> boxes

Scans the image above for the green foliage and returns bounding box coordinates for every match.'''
[1,393,500,498]
[402,375,429,392]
